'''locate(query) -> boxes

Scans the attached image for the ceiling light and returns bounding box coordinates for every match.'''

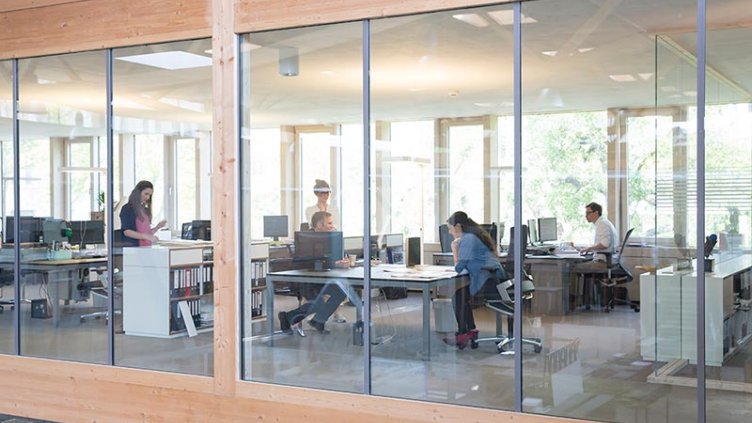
[577,47,594,53]
[474,102,495,108]
[112,97,154,111]
[204,49,213,55]
[541,50,558,57]
[638,73,654,80]
[683,90,697,97]
[159,97,206,113]
[487,10,537,26]
[609,74,637,82]
[452,13,490,28]
[660,85,678,92]
[116,51,211,70]
[278,46,299,77]
[320,70,335,76]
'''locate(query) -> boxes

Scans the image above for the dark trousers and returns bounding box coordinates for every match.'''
[452,277,502,334]
[286,282,347,325]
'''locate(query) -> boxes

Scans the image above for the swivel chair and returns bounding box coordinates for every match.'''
[0,267,15,313]
[594,228,635,312]
[473,225,542,354]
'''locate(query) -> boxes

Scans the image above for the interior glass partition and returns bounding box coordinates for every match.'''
[704,0,752,419]
[370,5,514,409]
[520,0,698,421]
[17,51,108,364]
[0,60,13,354]
[112,39,213,375]
[240,22,365,392]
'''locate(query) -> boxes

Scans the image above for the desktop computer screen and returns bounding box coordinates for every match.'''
[538,217,558,243]
[4,216,43,244]
[527,219,539,245]
[263,215,288,241]
[343,235,364,257]
[191,220,211,241]
[69,220,105,247]
[294,231,344,269]
[42,218,69,244]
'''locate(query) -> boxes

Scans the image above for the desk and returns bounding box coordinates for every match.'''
[23,257,107,326]
[266,264,466,358]
[433,252,587,315]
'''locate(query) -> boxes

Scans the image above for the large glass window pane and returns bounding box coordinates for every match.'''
[521,1,698,422]
[0,60,13,354]
[241,23,364,392]
[705,1,752,419]
[17,51,108,364]
[371,5,513,409]
[113,39,213,375]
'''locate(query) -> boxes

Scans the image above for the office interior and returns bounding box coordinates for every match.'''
[0,0,751,422]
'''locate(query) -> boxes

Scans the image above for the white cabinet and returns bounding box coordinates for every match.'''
[244,242,269,332]
[123,242,213,338]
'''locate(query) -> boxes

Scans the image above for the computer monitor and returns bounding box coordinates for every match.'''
[384,233,404,248]
[343,235,364,257]
[294,231,344,270]
[527,219,539,245]
[42,218,68,244]
[263,215,288,241]
[191,220,211,241]
[181,222,194,240]
[4,216,43,244]
[69,220,105,247]
[438,224,453,253]
[538,217,558,243]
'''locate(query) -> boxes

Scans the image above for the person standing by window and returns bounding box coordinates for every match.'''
[304,179,339,228]
[120,180,167,247]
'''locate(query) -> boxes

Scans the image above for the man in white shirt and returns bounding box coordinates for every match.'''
[570,202,618,307]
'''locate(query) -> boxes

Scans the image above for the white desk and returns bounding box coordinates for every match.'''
[641,254,752,366]
[266,264,466,358]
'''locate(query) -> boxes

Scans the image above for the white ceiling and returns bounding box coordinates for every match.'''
[1,0,751,137]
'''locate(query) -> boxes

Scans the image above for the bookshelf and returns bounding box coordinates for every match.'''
[123,241,214,338]
[245,242,270,330]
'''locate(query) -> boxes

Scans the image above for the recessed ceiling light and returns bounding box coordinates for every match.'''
[577,47,594,53]
[660,85,678,92]
[487,10,537,26]
[683,90,697,97]
[204,49,213,55]
[452,13,490,28]
[609,74,637,82]
[638,73,654,80]
[474,102,495,108]
[115,51,212,70]
[36,78,56,85]
[541,50,558,57]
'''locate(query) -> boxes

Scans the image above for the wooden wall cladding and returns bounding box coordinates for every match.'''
[235,0,509,33]
[0,0,211,59]
[0,355,580,423]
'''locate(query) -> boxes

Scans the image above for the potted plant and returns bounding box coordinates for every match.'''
[91,191,105,221]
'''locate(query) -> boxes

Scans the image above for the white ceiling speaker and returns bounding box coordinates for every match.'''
[278,46,299,77]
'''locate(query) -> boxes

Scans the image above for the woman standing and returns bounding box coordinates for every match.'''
[304,179,339,228]
[445,211,504,349]
[120,180,167,247]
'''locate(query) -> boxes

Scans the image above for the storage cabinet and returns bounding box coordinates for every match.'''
[244,242,270,331]
[123,242,213,338]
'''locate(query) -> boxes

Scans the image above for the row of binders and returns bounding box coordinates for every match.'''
[250,290,264,318]
[171,265,213,298]
[169,299,202,333]
[250,260,267,286]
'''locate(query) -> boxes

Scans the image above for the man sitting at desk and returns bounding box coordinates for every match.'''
[278,211,348,334]
[570,202,617,305]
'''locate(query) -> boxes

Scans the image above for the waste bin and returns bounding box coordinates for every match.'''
[433,298,455,333]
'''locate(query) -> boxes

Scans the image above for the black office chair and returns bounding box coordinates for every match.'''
[0,267,15,313]
[438,224,453,253]
[594,228,635,312]
[472,225,542,354]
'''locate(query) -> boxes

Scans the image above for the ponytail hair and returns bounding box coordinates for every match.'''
[446,211,495,252]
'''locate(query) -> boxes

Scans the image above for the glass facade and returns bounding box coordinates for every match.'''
[1,0,751,422]
[238,1,752,422]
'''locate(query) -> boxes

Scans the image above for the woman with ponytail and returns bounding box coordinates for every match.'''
[445,211,504,349]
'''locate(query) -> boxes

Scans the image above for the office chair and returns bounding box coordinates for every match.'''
[472,225,541,354]
[438,224,453,253]
[0,267,15,313]
[80,268,123,323]
[593,228,635,312]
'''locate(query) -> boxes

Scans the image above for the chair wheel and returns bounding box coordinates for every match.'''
[534,345,542,353]
[604,308,610,313]
[470,340,478,349]
[634,307,640,312]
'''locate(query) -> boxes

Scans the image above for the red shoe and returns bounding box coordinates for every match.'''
[455,332,473,350]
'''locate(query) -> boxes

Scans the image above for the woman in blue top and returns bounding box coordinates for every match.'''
[445,211,504,349]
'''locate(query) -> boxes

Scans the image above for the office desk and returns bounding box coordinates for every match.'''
[23,257,107,326]
[433,251,587,315]
[266,264,466,358]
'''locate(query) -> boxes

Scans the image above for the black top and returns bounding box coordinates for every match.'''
[119,203,140,247]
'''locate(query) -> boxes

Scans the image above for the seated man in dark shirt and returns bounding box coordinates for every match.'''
[278,211,348,334]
